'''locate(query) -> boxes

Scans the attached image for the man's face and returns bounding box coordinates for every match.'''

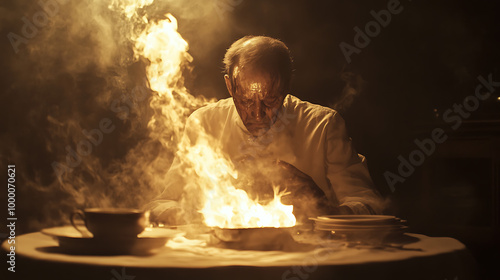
[225,67,286,136]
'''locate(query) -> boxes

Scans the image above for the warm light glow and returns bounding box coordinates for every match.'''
[180,136,296,228]
[127,3,296,229]
[202,185,297,228]
[133,13,208,149]
[135,14,190,96]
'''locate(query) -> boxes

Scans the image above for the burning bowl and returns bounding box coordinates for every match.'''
[211,227,297,251]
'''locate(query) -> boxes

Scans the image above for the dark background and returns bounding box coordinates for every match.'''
[1,0,499,278]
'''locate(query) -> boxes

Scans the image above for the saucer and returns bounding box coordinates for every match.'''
[42,226,182,255]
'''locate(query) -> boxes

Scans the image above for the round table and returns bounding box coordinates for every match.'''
[2,230,477,280]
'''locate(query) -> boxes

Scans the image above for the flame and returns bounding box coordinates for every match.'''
[133,13,208,150]
[180,133,296,228]
[122,1,296,228]
[202,185,297,228]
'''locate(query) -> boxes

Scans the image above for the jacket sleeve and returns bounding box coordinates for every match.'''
[324,111,384,214]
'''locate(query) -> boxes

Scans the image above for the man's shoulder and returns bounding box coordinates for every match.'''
[185,97,235,136]
[190,97,234,119]
[285,95,338,123]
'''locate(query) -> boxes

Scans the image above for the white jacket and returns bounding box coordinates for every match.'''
[147,94,384,222]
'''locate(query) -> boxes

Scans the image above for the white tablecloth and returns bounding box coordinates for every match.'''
[2,231,477,280]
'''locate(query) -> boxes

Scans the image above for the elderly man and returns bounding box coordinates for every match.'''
[147,36,384,224]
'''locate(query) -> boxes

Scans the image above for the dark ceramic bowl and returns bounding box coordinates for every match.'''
[212,227,296,250]
[71,208,149,238]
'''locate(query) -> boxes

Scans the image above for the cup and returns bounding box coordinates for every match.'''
[71,208,150,238]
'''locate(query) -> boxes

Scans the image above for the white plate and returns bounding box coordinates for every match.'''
[312,215,398,225]
[315,226,409,243]
[314,224,404,230]
[314,226,408,232]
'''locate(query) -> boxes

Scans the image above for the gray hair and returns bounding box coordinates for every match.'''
[223,36,293,90]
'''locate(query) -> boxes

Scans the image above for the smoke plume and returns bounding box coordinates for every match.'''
[0,0,236,232]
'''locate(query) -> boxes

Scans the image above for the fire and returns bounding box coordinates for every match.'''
[202,185,297,228]
[135,14,191,95]
[133,13,208,150]
[122,1,296,228]
[180,133,296,228]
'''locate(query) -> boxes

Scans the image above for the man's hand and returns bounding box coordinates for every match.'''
[276,160,335,221]
[276,160,325,197]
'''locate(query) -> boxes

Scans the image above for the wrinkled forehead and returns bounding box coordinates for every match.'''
[232,66,284,99]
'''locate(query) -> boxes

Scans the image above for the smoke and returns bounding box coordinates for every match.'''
[0,0,237,232]
[329,70,366,113]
